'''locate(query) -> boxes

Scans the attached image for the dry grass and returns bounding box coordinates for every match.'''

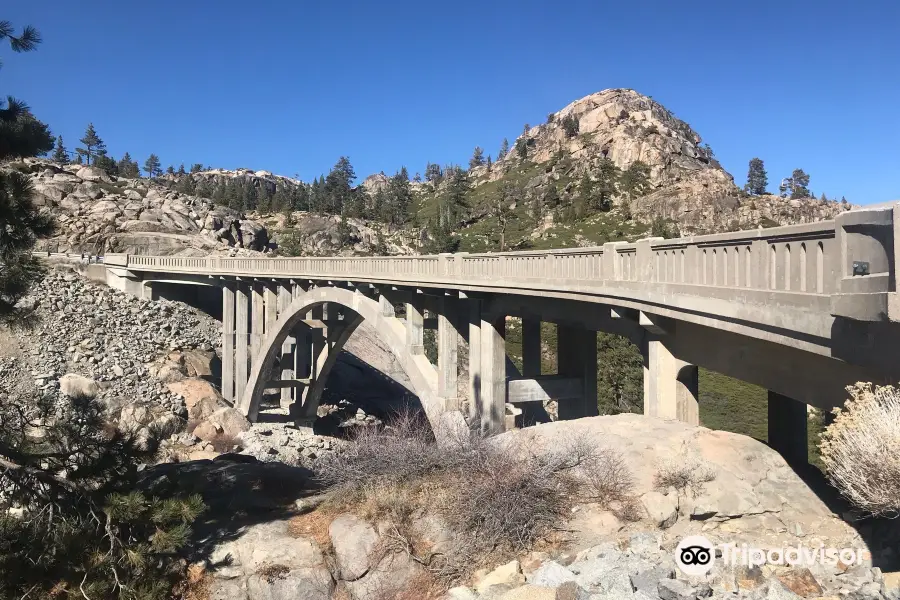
[654,456,716,497]
[820,382,900,517]
[314,410,636,586]
[288,505,340,553]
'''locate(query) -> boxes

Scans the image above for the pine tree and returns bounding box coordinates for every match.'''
[75,122,104,166]
[620,161,650,199]
[385,169,412,227]
[424,162,442,184]
[576,172,593,218]
[515,137,528,160]
[241,180,257,211]
[498,138,509,160]
[178,175,196,195]
[0,19,53,320]
[413,172,422,183]
[424,218,459,253]
[324,156,356,215]
[2,24,205,594]
[143,154,161,178]
[118,152,138,178]
[494,180,517,250]
[51,135,68,163]
[561,114,580,138]
[93,153,117,174]
[745,157,768,195]
[781,169,811,199]
[177,163,186,175]
[257,183,271,213]
[486,155,493,173]
[595,158,620,211]
[190,163,203,173]
[336,215,353,247]
[469,146,486,169]
[820,193,827,202]
[441,167,469,227]
[166,165,175,175]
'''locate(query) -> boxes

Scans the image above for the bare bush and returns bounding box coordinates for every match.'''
[819,382,900,517]
[315,416,636,586]
[315,409,442,491]
[654,456,716,497]
[578,446,635,506]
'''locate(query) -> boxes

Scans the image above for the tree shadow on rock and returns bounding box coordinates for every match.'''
[138,454,323,568]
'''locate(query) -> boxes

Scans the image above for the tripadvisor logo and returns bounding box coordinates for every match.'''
[675,535,715,576]
[674,535,871,576]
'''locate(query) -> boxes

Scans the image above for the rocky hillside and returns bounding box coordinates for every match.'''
[152,414,899,600]
[415,88,852,250]
[8,158,270,255]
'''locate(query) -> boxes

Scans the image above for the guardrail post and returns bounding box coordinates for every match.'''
[602,242,623,280]
[636,237,663,283]
[455,252,468,278]
[438,253,450,278]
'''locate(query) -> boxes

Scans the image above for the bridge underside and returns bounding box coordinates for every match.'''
[109,267,900,468]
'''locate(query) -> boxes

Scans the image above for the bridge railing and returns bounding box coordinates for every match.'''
[111,206,898,321]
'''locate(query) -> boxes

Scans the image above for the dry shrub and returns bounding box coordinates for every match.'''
[654,456,716,497]
[316,409,441,491]
[578,444,635,506]
[314,411,636,586]
[819,382,900,517]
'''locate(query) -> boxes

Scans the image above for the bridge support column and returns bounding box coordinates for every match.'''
[480,313,506,435]
[278,283,295,409]
[467,299,481,421]
[768,391,808,466]
[438,297,459,410]
[643,337,698,425]
[222,283,235,403]
[522,318,541,378]
[251,282,265,363]
[264,283,278,327]
[406,295,424,355]
[235,283,250,402]
[557,327,598,420]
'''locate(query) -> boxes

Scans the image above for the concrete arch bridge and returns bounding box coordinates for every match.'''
[99,207,900,464]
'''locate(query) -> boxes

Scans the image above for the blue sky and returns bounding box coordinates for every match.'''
[4,1,899,203]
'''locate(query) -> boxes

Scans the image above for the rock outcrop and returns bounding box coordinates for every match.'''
[462,88,852,235]
[9,158,270,255]
[251,210,417,257]
[0,266,232,453]
[177,415,898,600]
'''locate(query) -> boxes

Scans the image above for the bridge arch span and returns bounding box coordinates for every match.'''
[236,286,444,428]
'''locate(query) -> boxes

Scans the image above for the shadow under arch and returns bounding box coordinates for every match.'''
[237,286,443,428]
